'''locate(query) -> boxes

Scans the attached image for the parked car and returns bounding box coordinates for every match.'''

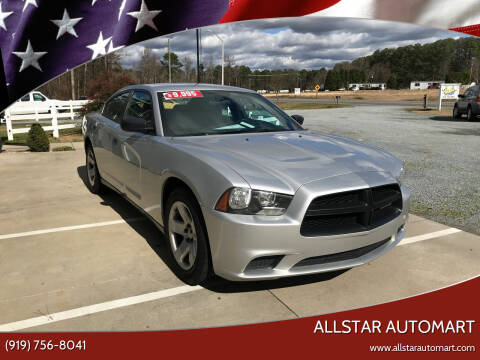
[453,85,480,121]
[84,84,410,285]
[0,91,89,123]
[1,91,50,123]
[6,91,52,115]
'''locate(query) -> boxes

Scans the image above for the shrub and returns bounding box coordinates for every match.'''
[27,123,49,152]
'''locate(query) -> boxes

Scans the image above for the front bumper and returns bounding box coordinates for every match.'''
[203,172,410,281]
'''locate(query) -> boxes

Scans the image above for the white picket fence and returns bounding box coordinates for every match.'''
[5,100,88,141]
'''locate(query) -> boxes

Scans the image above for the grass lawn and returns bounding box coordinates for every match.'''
[275,102,353,110]
[52,145,75,152]
[0,125,83,146]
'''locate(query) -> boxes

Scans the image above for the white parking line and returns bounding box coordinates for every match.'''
[399,228,462,246]
[0,285,202,332]
[0,227,465,332]
[0,218,143,241]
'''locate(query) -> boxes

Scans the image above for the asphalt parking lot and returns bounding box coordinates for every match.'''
[0,106,479,332]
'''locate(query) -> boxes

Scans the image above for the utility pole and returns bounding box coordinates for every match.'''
[196,29,201,83]
[83,63,87,97]
[204,29,224,85]
[470,56,474,83]
[221,40,224,85]
[168,38,172,83]
[70,69,76,100]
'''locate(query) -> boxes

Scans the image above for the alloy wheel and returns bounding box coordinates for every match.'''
[168,201,198,271]
[86,149,96,187]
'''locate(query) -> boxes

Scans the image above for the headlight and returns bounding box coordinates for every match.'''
[215,188,293,216]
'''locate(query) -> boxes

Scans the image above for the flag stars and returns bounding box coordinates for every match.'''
[22,0,38,12]
[13,40,47,72]
[118,0,126,20]
[87,31,111,59]
[127,0,161,32]
[51,9,83,39]
[0,2,13,31]
[107,40,123,54]
[91,0,112,6]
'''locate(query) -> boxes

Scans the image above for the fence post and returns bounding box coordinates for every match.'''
[70,101,74,121]
[5,108,13,141]
[438,86,442,111]
[51,105,59,138]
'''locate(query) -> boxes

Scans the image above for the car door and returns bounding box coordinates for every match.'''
[94,91,131,191]
[11,94,31,114]
[116,90,156,205]
[32,92,50,114]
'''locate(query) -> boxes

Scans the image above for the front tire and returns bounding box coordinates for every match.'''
[453,105,461,119]
[85,145,103,194]
[467,107,476,122]
[164,188,211,285]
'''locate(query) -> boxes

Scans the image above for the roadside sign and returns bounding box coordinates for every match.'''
[294,88,301,96]
[315,84,320,91]
[438,83,461,110]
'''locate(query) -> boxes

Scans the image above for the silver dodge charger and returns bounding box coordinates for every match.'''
[84,84,410,285]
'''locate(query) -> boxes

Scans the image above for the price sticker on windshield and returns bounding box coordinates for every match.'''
[163,90,203,99]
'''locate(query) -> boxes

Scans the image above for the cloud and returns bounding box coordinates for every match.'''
[118,16,459,70]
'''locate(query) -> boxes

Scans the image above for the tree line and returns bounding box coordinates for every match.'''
[37,36,480,101]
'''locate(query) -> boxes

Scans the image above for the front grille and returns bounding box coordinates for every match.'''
[300,184,402,237]
[293,238,390,268]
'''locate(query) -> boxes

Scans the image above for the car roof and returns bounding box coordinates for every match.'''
[121,83,256,94]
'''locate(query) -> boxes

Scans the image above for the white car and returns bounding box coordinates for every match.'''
[7,91,52,115]
[1,92,89,123]
[0,91,51,123]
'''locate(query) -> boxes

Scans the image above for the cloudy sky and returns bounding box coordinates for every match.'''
[119,15,465,71]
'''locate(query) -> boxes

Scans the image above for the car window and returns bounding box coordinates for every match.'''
[33,93,46,101]
[103,92,131,123]
[124,91,155,131]
[20,94,30,102]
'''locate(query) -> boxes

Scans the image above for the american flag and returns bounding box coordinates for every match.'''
[0,0,229,109]
[1,0,479,111]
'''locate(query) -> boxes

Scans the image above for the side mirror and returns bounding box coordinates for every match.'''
[291,114,304,125]
[122,116,155,134]
[458,94,465,99]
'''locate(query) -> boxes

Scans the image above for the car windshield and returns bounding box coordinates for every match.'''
[158,90,301,136]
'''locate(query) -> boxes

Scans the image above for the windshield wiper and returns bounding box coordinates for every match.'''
[247,128,288,133]
[176,132,212,137]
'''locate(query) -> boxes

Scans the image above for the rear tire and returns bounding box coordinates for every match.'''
[467,107,476,122]
[164,188,211,285]
[453,105,461,119]
[85,145,103,194]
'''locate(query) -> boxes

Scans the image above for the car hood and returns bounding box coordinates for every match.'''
[171,130,402,194]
